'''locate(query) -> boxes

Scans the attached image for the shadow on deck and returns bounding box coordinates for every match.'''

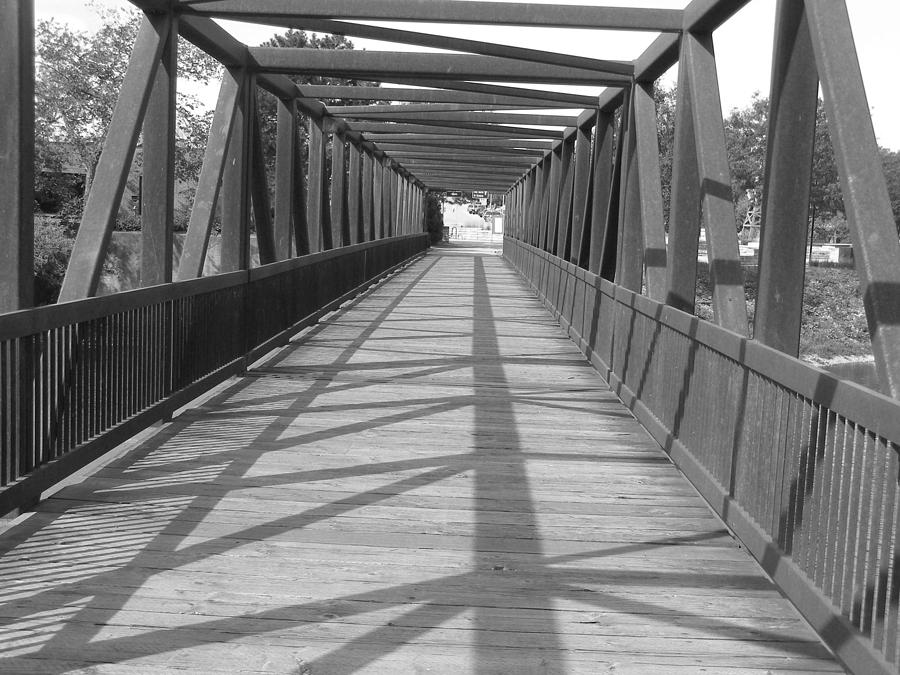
[0,248,841,674]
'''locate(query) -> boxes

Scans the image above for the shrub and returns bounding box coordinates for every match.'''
[33,218,74,304]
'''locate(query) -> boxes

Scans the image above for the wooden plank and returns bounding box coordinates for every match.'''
[0,249,837,673]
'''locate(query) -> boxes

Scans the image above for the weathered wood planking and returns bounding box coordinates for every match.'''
[0,246,841,674]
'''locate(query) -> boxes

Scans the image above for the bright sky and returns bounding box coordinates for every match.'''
[35,0,900,149]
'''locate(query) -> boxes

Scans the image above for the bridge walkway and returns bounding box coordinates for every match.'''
[0,245,841,674]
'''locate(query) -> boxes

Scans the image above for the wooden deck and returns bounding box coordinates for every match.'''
[0,245,842,674]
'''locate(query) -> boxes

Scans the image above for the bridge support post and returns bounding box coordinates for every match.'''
[361,151,374,242]
[59,14,169,299]
[250,89,276,265]
[569,120,593,266]
[330,132,348,247]
[307,117,328,252]
[556,135,577,261]
[274,97,296,259]
[220,71,252,272]
[805,0,900,397]
[617,89,643,292]
[0,0,34,311]
[178,68,243,279]
[676,32,747,334]
[141,15,177,287]
[755,1,818,356]
[347,144,362,244]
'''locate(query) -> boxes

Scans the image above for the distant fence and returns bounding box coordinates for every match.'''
[0,234,428,517]
[507,237,900,675]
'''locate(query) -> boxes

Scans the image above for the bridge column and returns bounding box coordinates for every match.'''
[178,68,243,279]
[544,142,562,252]
[0,0,34,311]
[274,98,297,259]
[632,83,667,301]
[140,15,177,286]
[220,71,252,272]
[347,143,362,245]
[555,135,576,260]
[668,32,747,334]
[616,90,643,292]
[330,132,348,248]
[806,0,900,396]
[373,159,384,239]
[570,120,593,266]
[755,1,818,355]
[307,117,328,252]
[60,14,169,299]
[362,151,374,241]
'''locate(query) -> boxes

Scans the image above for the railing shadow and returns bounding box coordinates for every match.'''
[0,248,835,673]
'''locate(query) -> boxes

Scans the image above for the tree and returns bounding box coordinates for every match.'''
[255,29,383,181]
[34,4,221,216]
[653,83,676,227]
[879,148,900,235]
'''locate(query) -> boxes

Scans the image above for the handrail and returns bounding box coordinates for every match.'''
[506,237,900,675]
[0,234,429,517]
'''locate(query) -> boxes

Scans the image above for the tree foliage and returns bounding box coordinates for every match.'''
[654,83,900,239]
[34,4,221,212]
[255,29,382,179]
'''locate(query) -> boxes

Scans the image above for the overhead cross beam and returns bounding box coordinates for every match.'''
[249,49,632,86]
[178,1,684,31]
[299,86,595,108]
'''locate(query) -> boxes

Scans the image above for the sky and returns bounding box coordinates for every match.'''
[34,0,900,149]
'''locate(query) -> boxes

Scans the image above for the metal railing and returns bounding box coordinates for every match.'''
[506,237,900,675]
[0,234,428,517]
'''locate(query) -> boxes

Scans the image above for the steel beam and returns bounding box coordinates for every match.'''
[60,14,169,300]
[356,122,563,139]
[299,85,593,108]
[755,0,818,356]
[250,88,276,265]
[0,0,34,311]
[220,71,251,272]
[807,0,900,398]
[682,32,747,335]
[307,118,329,251]
[274,97,296,259]
[250,48,630,86]
[237,17,633,76]
[178,68,243,279]
[141,16,177,287]
[182,1,684,31]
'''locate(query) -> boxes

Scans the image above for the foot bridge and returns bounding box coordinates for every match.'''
[2,1,900,673]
